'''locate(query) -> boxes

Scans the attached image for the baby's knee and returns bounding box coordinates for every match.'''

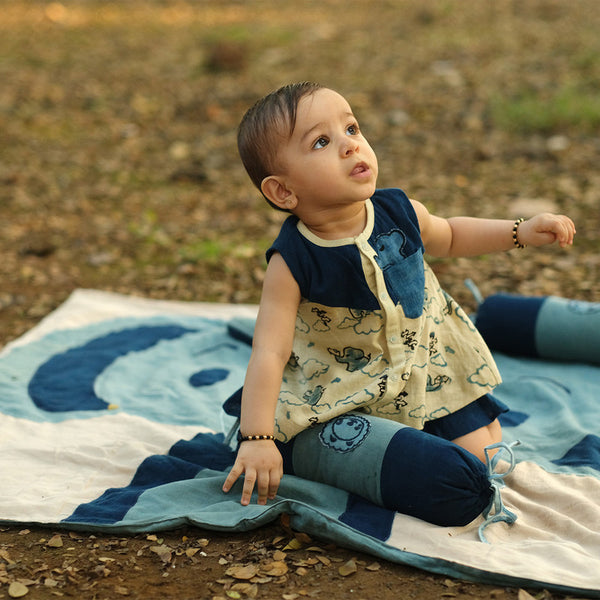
[452,419,502,462]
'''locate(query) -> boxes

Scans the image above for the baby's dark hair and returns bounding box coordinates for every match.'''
[237,82,323,210]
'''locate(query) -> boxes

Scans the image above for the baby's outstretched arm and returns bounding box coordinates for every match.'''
[222,253,300,505]
[411,200,576,258]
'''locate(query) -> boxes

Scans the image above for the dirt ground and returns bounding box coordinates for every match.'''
[1,1,599,599]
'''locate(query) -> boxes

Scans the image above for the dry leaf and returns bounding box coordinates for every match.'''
[518,591,536,600]
[47,534,63,548]
[249,576,273,584]
[259,561,289,577]
[283,538,303,551]
[366,562,381,571]
[8,581,29,598]
[225,564,259,580]
[338,559,358,577]
[150,545,172,564]
[316,555,331,567]
[279,514,292,534]
[272,550,287,561]
[231,583,258,598]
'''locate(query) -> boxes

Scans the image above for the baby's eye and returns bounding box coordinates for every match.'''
[313,136,329,149]
[346,123,359,136]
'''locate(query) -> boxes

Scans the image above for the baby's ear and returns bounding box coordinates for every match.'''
[261,176,297,211]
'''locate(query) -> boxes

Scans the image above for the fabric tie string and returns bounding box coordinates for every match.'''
[478,440,521,543]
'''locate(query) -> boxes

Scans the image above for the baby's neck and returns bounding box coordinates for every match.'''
[300,202,368,241]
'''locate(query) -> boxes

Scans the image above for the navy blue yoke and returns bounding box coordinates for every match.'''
[266,188,424,311]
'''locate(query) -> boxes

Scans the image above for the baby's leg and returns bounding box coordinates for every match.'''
[452,418,502,462]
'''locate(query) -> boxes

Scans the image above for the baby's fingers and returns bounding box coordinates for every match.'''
[240,469,257,506]
[256,471,271,505]
[222,463,243,494]
[268,471,281,500]
[558,216,576,247]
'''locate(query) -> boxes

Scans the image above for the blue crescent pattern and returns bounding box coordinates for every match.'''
[0,316,250,431]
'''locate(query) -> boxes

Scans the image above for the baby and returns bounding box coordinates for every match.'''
[222,82,575,524]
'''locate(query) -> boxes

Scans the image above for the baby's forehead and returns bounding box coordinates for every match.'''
[293,89,354,130]
[299,88,352,113]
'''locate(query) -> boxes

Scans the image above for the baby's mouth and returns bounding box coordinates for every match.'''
[350,162,370,177]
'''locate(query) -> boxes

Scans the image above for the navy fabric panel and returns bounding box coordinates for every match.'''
[268,216,378,309]
[371,188,422,254]
[380,428,492,526]
[499,410,530,428]
[64,455,202,524]
[28,325,197,412]
[552,434,600,472]
[64,433,234,524]
[222,387,243,418]
[276,438,297,475]
[371,189,425,317]
[339,493,395,541]
[189,368,229,387]
[169,433,236,472]
[423,394,509,441]
[475,294,545,357]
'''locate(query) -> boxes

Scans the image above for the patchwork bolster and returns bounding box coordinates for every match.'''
[280,413,492,528]
[475,294,600,365]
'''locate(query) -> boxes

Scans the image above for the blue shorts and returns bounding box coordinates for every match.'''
[422,394,509,441]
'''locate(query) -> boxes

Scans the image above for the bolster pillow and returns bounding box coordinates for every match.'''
[474,294,600,365]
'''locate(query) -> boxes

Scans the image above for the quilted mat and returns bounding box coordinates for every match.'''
[0,289,598,597]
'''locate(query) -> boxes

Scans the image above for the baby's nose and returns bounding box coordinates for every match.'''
[341,138,359,156]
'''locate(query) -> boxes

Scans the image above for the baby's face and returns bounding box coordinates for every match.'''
[275,88,378,212]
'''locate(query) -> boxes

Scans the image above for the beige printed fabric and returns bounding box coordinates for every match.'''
[274,261,502,442]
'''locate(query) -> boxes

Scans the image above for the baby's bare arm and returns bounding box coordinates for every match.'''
[222,253,300,505]
[411,199,576,258]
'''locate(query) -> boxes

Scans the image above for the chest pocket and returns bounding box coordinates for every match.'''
[373,229,425,318]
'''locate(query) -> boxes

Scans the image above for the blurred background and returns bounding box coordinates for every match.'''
[1,0,599,346]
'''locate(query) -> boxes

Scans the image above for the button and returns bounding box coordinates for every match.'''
[389,336,397,343]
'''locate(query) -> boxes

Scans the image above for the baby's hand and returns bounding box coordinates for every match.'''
[517,214,576,248]
[222,440,283,506]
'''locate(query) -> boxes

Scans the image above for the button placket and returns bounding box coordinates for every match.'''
[357,238,408,402]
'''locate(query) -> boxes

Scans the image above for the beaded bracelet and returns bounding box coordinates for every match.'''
[239,434,275,442]
[512,217,527,249]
